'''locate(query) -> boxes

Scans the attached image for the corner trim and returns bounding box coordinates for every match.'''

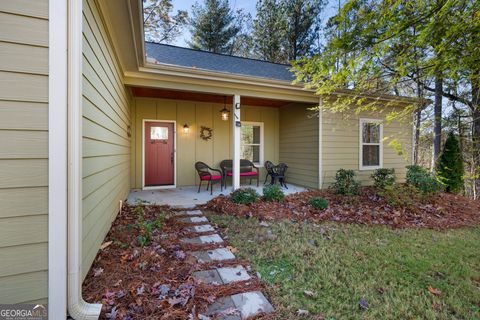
[48,0,68,316]
[318,98,323,189]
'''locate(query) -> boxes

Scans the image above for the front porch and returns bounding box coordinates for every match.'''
[127,184,307,207]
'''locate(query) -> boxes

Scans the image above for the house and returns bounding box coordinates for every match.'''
[0,0,414,318]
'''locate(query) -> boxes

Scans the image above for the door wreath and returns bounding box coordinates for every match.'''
[199,126,213,141]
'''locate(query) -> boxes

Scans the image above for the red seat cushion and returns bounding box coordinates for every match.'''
[227,171,257,177]
[200,175,222,181]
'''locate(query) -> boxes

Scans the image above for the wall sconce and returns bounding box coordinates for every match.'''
[220,96,230,121]
[183,123,190,134]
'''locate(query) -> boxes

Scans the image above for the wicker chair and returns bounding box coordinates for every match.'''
[195,161,223,195]
[220,159,259,187]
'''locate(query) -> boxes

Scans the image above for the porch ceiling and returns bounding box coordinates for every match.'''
[130,87,295,108]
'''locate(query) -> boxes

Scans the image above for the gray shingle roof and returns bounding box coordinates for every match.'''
[145,42,295,82]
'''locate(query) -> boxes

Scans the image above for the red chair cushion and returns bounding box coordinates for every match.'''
[227,171,258,177]
[200,175,222,181]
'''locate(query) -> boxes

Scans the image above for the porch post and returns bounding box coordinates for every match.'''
[232,94,241,190]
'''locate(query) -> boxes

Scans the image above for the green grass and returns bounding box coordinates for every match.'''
[208,213,480,320]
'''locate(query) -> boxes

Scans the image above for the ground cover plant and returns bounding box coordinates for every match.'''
[205,185,480,229]
[82,204,271,319]
[208,214,480,319]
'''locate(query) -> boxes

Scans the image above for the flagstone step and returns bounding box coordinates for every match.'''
[190,247,236,263]
[185,224,215,233]
[193,266,250,285]
[205,291,274,319]
[178,216,208,223]
[181,234,223,245]
[174,209,203,216]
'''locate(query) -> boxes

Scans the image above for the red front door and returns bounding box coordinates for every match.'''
[144,121,174,186]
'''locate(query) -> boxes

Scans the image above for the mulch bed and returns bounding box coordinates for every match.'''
[203,186,480,229]
[82,205,272,320]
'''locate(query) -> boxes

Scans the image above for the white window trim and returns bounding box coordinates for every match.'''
[359,118,383,171]
[241,121,264,167]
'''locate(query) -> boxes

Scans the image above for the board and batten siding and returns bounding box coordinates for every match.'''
[279,103,319,189]
[321,106,413,187]
[130,98,279,188]
[0,0,49,304]
[82,0,131,278]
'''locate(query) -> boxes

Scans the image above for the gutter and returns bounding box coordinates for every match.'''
[67,0,102,318]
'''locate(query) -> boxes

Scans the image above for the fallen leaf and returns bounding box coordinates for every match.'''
[304,290,315,298]
[428,286,442,296]
[297,309,310,316]
[100,241,113,250]
[93,267,104,277]
[227,245,239,254]
[359,298,369,310]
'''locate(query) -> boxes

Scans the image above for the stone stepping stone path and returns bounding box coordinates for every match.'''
[174,209,274,319]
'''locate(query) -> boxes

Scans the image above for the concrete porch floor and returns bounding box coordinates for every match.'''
[127,184,307,208]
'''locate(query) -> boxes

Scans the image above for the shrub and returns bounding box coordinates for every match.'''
[436,132,464,193]
[379,184,419,207]
[333,169,361,195]
[371,168,396,189]
[230,188,259,205]
[263,184,285,202]
[406,165,443,195]
[308,197,329,210]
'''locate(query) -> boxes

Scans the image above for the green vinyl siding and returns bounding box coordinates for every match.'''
[279,103,319,189]
[81,0,131,278]
[0,0,49,304]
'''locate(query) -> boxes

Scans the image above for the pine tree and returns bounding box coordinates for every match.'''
[282,0,324,61]
[188,0,247,55]
[253,0,287,63]
[436,132,464,193]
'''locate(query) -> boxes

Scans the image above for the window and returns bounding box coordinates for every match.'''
[150,126,168,140]
[240,122,264,165]
[359,119,383,170]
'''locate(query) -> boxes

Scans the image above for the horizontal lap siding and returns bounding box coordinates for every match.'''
[82,0,131,278]
[279,104,319,188]
[0,0,48,304]
[322,107,412,187]
[131,98,279,188]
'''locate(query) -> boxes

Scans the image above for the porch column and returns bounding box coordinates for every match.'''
[232,94,241,190]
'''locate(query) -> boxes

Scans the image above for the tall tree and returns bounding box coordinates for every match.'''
[253,0,287,63]
[188,0,250,55]
[293,0,480,197]
[436,132,464,193]
[143,0,188,43]
[283,0,324,61]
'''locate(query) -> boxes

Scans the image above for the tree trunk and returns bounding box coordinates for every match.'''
[433,75,443,165]
[471,71,480,199]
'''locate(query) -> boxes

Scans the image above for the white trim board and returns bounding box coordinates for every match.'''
[359,118,384,171]
[48,0,68,316]
[240,121,265,167]
[142,119,177,190]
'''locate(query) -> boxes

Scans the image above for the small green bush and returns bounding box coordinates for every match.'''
[308,197,329,210]
[406,165,443,195]
[379,184,419,207]
[263,184,285,202]
[333,169,361,195]
[230,188,259,205]
[371,168,396,189]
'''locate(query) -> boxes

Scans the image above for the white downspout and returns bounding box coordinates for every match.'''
[67,0,102,318]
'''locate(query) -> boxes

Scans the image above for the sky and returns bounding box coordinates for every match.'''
[170,0,339,47]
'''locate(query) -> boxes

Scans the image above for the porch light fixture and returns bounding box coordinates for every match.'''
[220,96,230,121]
[183,123,190,134]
